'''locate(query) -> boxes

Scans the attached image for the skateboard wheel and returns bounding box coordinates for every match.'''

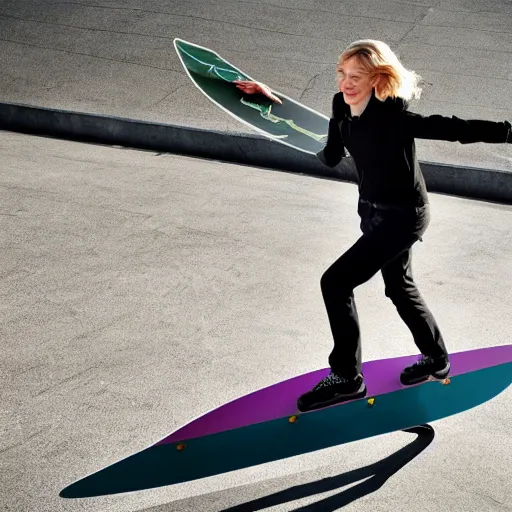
[367,398,375,407]
[176,443,187,451]
[442,378,451,385]
[288,415,298,423]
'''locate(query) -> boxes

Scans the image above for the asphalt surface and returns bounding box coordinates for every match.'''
[1,1,512,510]
[0,0,511,172]
[1,131,511,511]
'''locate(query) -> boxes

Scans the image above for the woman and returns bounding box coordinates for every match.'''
[235,40,512,413]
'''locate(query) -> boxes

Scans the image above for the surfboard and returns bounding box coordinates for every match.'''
[60,345,511,498]
[173,38,329,155]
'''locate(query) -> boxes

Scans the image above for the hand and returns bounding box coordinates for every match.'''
[234,80,283,104]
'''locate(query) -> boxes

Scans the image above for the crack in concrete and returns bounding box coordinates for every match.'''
[414,67,512,83]
[231,47,332,66]
[396,1,441,46]
[417,22,512,37]
[0,11,200,44]
[150,85,185,108]
[35,365,96,397]
[434,7,511,17]
[0,37,182,73]
[0,427,48,456]
[30,3,409,44]
[0,183,155,220]
[299,68,328,102]
[229,0,423,22]
[396,3,512,56]
[417,40,512,55]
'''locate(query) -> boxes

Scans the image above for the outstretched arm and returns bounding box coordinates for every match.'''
[400,111,512,144]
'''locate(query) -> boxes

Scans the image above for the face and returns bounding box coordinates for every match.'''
[337,56,375,108]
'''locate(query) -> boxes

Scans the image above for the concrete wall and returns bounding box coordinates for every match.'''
[2,101,511,204]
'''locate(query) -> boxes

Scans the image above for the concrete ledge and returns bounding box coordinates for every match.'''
[1,101,511,204]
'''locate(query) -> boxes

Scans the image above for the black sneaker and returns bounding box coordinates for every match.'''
[297,372,366,412]
[400,355,450,386]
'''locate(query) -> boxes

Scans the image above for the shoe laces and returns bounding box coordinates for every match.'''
[315,372,348,390]
[414,356,435,367]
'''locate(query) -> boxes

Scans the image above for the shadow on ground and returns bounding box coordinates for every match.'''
[144,424,434,512]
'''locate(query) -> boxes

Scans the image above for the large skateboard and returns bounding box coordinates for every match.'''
[61,345,511,498]
[173,38,329,155]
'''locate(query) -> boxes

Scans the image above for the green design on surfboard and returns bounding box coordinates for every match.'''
[240,97,328,142]
[176,40,249,82]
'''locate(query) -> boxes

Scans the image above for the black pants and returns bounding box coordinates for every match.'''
[322,199,447,377]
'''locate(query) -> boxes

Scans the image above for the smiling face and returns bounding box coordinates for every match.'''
[337,56,376,113]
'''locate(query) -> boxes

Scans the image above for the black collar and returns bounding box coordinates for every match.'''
[333,89,407,122]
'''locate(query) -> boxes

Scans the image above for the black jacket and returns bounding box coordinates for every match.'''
[317,90,512,206]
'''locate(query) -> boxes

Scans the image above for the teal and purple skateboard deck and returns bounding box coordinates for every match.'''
[174,38,329,155]
[61,345,511,498]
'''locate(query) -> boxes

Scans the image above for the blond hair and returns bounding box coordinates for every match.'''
[337,40,422,102]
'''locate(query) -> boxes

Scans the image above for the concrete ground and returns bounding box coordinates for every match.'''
[1,131,511,511]
[0,0,511,172]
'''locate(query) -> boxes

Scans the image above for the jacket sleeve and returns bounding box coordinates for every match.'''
[316,94,347,167]
[399,111,512,144]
